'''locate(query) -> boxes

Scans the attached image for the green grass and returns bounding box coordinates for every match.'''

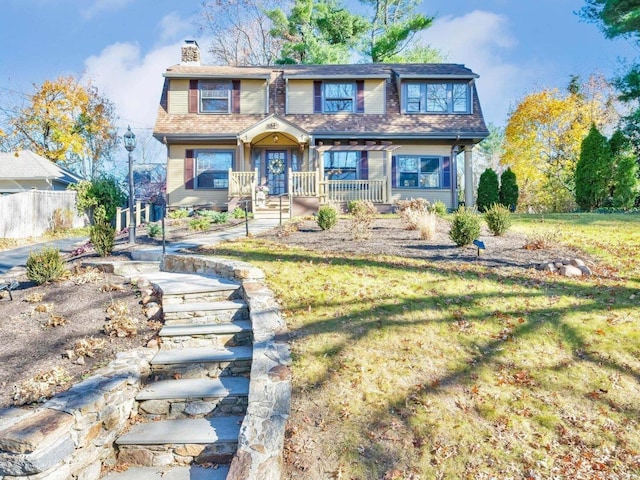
[204,213,640,479]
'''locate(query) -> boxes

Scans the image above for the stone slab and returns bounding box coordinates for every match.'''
[0,409,73,454]
[139,272,240,295]
[163,300,247,314]
[137,377,249,401]
[102,465,229,480]
[159,321,251,338]
[151,346,253,366]
[116,416,243,445]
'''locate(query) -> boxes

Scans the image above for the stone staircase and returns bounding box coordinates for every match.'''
[253,197,290,220]
[104,272,253,479]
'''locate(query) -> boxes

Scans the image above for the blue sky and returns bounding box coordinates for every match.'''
[0,0,638,154]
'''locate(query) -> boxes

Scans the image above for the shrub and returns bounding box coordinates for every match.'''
[499,168,519,212]
[70,177,125,224]
[189,217,210,231]
[196,210,229,223]
[395,198,431,230]
[484,203,512,236]
[523,229,563,250]
[90,220,116,257]
[317,204,338,230]
[349,200,377,240]
[231,206,252,219]
[147,223,161,238]
[418,211,437,240]
[26,247,66,285]
[449,207,481,246]
[346,200,358,213]
[395,198,431,214]
[432,201,448,217]
[477,168,500,213]
[168,208,189,219]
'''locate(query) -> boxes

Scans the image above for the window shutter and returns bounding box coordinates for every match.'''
[188,80,198,113]
[360,151,368,180]
[185,150,195,190]
[442,156,451,189]
[391,155,397,188]
[356,80,365,113]
[232,80,241,113]
[314,81,322,113]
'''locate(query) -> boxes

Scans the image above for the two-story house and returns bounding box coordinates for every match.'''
[153,40,489,217]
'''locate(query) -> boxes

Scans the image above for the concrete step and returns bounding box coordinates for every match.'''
[81,260,161,276]
[253,210,291,220]
[102,465,229,480]
[136,377,250,419]
[150,346,253,379]
[159,320,253,350]
[163,300,249,325]
[139,272,241,304]
[116,416,243,466]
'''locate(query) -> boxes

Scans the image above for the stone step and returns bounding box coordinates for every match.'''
[163,300,249,325]
[150,346,253,379]
[139,272,241,304]
[136,377,250,419]
[159,320,253,350]
[102,465,229,480]
[116,416,243,466]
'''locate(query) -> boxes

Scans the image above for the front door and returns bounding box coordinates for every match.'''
[266,150,287,195]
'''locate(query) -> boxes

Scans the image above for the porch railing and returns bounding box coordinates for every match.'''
[229,168,258,197]
[320,178,387,203]
[289,170,318,196]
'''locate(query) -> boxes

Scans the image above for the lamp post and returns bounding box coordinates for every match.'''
[123,125,137,244]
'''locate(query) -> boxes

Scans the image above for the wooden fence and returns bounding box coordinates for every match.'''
[0,190,85,239]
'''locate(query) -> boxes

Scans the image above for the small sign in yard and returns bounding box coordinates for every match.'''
[473,239,486,256]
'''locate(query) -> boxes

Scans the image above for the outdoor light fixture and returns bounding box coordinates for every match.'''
[123,125,137,244]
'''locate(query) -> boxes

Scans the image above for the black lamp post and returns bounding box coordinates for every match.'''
[123,125,137,244]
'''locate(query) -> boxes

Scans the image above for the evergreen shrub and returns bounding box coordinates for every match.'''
[90,220,116,257]
[317,204,338,230]
[499,168,519,211]
[476,168,500,212]
[449,207,481,246]
[484,203,512,236]
[26,248,66,285]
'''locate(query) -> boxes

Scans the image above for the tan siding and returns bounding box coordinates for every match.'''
[166,144,235,209]
[288,80,314,114]
[169,79,189,114]
[240,80,267,114]
[395,144,452,157]
[367,151,385,180]
[365,79,385,114]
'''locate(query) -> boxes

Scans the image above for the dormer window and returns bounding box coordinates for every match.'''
[200,80,231,113]
[324,82,355,113]
[403,82,471,114]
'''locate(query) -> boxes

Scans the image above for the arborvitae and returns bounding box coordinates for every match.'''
[610,130,639,208]
[499,167,519,212]
[575,124,611,211]
[476,168,499,213]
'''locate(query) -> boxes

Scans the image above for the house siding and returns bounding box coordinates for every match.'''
[241,80,267,114]
[167,144,234,209]
[287,80,314,114]
[365,79,386,114]
[168,79,189,115]
[367,151,385,179]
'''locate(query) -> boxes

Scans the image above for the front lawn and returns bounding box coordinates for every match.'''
[203,213,640,479]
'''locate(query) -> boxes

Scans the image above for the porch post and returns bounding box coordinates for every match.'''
[385,149,392,204]
[464,146,474,208]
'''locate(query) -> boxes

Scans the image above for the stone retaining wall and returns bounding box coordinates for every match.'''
[0,349,154,480]
[161,254,292,480]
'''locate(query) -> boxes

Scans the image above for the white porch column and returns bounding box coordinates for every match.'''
[464,146,474,208]
[385,149,392,204]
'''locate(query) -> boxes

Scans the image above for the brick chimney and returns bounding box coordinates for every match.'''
[181,40,201,65]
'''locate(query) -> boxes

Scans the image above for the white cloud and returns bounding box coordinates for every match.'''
[81,0,134,20]
[157,12,194,43]
[420,10,532,125]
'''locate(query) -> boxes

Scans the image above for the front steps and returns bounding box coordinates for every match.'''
[254,198,291,220]
[108,271,253,476]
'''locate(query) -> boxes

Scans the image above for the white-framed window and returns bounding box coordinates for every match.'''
[402,82,471,114]
[397,155,443,188]
[195,150,233,189]
[324,82,355,113]
[200,80,231,113]
[323,151,360,180]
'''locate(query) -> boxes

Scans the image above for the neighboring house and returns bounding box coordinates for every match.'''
[153,40,489,216]
[0,150,83,194]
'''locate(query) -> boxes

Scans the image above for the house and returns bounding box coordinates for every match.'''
[0,150,83,194]
[153,40,489,217]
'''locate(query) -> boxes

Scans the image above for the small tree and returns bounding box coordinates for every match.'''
[609,130,639,208]
[476,168,499,213]
[575,124,611,211]
[499,167,519,211]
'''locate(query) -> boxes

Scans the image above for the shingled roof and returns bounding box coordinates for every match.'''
[154,63,489,143]
[0,150,83,184]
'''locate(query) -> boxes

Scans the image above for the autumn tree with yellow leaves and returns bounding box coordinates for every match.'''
[501,74,619,212]
[0,75,118,179]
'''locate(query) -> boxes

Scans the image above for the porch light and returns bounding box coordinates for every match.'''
[123,125,136,244]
